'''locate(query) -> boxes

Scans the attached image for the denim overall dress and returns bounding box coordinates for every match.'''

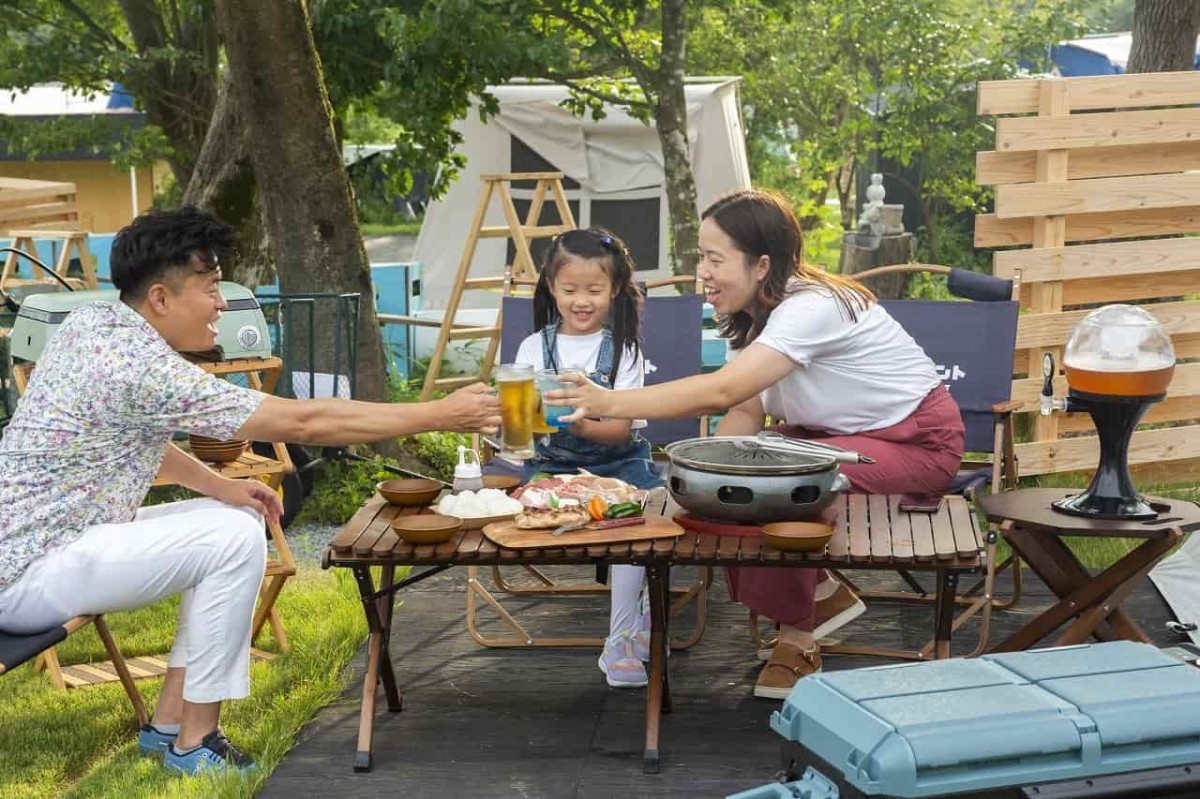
[522,325,661,490]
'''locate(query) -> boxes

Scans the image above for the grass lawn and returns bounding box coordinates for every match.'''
[360,219,422,237]
[0,566,371,799]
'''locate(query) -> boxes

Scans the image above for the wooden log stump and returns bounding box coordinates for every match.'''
[839,232,915,299]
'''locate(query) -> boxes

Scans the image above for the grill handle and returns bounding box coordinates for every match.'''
[755,431,876,465]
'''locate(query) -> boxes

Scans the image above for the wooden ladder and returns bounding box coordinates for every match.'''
[419,172,577,401]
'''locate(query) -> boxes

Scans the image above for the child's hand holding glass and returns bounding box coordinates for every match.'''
[537,368,586,429]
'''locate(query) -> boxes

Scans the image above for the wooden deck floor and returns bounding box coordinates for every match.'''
[262,566,1181,799]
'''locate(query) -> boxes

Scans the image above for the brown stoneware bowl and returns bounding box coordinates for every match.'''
[390,513,462,544]
[481,474,522,493]
[377,478,443,506]
[761,521,834,552]
[188,435,248,463]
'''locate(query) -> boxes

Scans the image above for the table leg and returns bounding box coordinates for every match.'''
[350,565,397,772]
[1053,530,1181,647]
[993,527,1180,652]
[932,569,960,660]
[660,563,673,716]
[643,560,670,774]
[377,565,402,712]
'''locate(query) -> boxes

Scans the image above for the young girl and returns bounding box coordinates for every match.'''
[514,227,659,689]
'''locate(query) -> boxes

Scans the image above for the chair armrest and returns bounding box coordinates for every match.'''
[990,403,1020,491]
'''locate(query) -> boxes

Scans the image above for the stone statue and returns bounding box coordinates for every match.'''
[857,173,905,237]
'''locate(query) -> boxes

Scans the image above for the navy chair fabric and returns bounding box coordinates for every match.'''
[0,624,68,674]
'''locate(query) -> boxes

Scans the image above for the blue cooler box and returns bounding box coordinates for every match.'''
[731,642,1200,799]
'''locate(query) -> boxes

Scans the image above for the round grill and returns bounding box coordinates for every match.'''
[664,437,837,476]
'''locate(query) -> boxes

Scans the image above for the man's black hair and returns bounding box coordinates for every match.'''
[110,206,236,302]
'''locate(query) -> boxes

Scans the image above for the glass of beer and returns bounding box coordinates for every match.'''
[496,363,537,458]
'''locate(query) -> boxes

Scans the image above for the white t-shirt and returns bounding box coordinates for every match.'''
[515,329,647,428]
[727,287,940,434]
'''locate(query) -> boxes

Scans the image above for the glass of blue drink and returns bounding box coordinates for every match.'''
[537,368,575,430]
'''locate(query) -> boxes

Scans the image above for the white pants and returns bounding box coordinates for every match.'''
[0,498,266,704]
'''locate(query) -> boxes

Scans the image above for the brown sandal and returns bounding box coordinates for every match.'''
[753,642,822,699]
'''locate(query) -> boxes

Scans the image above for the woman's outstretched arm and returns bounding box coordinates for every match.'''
[551,343,795,422]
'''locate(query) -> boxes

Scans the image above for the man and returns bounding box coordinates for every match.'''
[0,207,500,776]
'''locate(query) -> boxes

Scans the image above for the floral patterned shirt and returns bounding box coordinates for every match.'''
[0,301,264,592]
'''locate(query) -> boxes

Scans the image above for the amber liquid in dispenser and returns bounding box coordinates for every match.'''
[1063,363,1175,397]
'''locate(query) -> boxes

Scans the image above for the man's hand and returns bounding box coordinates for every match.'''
[209,476,284,525]
[436,383,501,434]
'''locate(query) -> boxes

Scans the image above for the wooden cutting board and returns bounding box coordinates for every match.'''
[483,516,685,549]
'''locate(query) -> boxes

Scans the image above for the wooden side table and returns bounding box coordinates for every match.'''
[979,488,1200,652]
[2,230,99,292]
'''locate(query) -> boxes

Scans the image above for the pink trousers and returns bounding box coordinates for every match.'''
[724,384,965,628]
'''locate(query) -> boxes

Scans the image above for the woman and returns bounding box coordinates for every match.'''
[552,189,964,699]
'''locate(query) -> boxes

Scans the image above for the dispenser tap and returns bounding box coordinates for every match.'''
[1040,352,1068,415]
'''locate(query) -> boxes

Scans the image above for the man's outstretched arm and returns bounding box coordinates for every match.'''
[235,382,500,445]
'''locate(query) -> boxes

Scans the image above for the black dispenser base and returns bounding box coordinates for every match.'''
[1050,390,1161,522]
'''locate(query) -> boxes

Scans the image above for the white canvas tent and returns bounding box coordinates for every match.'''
[413,78,750,317]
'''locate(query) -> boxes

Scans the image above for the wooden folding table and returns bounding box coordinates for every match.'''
[324,491,983,774]
[979,488,1200,652]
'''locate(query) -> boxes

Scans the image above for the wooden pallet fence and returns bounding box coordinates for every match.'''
[975,70,1200,480]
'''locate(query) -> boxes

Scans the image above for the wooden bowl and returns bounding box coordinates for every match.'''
[481,474,522,493]
[390,513,462,544]
[377,478,443,506]
[761,521,834,552]
[188,436,248,463]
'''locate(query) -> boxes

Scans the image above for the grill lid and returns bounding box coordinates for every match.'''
[664,436,839,476]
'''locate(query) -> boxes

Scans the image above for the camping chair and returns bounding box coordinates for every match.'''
[467,280,713,650]
[749,264,1023,660]
[0,615,148,724]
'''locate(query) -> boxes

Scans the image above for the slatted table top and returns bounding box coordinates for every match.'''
[324,491,983,571]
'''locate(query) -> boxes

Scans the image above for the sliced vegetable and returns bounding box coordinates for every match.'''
[549,493,560,509]
[603,501,642,519]
[587,495,608,521]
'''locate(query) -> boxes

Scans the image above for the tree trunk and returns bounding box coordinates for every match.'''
[182,72,273,289]
[1127,0,1200,73]
[118,0,219,188]
[214,0,390,410]
[652,0,700,285]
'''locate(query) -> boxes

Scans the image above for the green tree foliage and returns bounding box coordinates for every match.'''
[378,0,713,275]
[0,0,485,201]
[339,1,568,201]
[689,0,1084,264]
[0,0,213,179]
[1080,0,1135,32]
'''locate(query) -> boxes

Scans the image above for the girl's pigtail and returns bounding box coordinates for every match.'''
[600,232,643,385]
[533,237,563,330]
